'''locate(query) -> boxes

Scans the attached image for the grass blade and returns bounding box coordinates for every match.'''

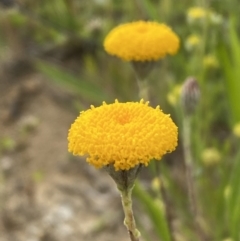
[133,182,171,241]
[36,61,109,103]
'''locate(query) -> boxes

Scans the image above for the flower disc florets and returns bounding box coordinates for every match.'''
[104,21,180,61]
[68,100,178,171]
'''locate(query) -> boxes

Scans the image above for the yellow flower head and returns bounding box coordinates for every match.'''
[224,185,232,201]
[68,100,178,171]
[223,238,233,241]
[167,84,182,107]
[104,21,180,61]
[203,55,219,69]
[201,147,221,166]
[187,7,208,23]
[233,122,240,138]
[185,34,201,51]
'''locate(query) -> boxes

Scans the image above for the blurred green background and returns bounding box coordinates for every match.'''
[0,1,240,241]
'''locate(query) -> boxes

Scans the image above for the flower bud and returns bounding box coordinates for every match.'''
[180,77,200,115]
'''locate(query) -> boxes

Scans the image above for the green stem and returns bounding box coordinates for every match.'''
[155,162,175,241]
[120,187,141,241]
[183,116,193,166]
[182,116,207,241]
[137,79,149,100]
[132,61,155,100]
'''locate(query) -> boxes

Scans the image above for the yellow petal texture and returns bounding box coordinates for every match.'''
[68,100,178,171]
[104,21,180,61]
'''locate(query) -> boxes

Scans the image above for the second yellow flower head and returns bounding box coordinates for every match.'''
[104,21,180,62]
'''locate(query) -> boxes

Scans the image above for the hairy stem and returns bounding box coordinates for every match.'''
[120,187,140,241]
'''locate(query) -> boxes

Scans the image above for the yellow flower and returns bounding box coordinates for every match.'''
[68,100,178,171]
[203,55,219,69]
[151,176,169,192]
[151,177,161,191]
[167,84,182,106]
[188,7,207,19]
[201,147,221,166]
[185,34,201,51]
[224,185,231,200]
[223,238,233,241]
[104,21,180,61]
[187,7,223,26]
[233,122,240,138]
[187,7,208,23]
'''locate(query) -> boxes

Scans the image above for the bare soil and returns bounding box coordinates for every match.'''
[0,64,129,241]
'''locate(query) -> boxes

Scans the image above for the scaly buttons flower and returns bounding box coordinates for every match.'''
[68,100,178,171]
[104,21,180,61]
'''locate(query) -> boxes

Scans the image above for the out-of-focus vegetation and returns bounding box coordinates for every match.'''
[1,0,240,241]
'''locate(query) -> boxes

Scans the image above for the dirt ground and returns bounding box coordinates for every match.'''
[0,61,131,241]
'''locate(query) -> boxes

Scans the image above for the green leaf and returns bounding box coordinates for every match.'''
[36,61,109,103]
[138,0,159,20]
[225,151,240,240]
[133,181,171,241]
[217,20,240,124]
